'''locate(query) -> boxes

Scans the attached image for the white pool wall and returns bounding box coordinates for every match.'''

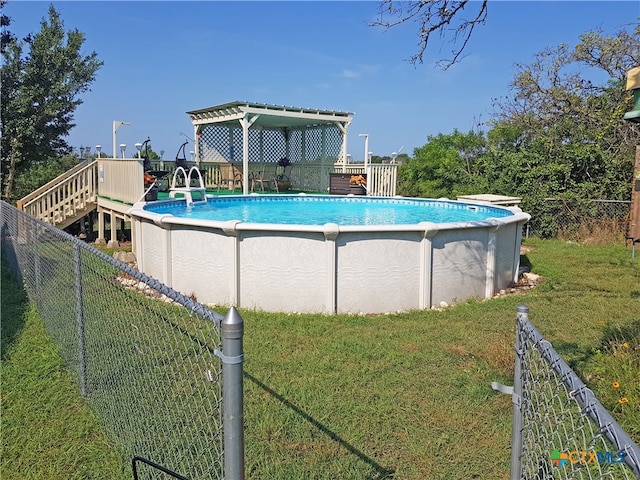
[129,198,530,314]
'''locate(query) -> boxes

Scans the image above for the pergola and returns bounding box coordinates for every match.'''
[186,101,353,194]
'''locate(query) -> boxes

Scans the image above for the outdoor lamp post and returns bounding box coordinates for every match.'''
[113,120,131,158]
[359,133,369,172]
[96,145,102,158]
[120,143,127,159]
[135,142,143,159]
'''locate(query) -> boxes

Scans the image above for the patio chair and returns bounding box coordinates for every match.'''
[250,164,277,192]
[218,163,243,192]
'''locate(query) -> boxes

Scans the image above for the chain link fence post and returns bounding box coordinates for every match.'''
[510,305,527,480]
[73,243,87,396]
[220,306,245,480]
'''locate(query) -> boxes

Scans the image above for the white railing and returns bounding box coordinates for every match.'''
[16,159,398,229]
[17,160,98,228]
[97,158,146,204]
[149,160,398,196]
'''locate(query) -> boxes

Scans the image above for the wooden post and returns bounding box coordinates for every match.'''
[628,146,640,243]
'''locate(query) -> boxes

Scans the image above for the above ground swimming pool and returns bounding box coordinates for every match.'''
[129,194,530,314]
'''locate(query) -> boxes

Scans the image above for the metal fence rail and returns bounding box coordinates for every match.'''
[495,305,640,479]
[0,201,244,480]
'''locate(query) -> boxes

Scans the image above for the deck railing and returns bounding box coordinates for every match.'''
[150,160,398,196]
[16,159,398,230]
[97,158,146,204]
[17,159,98,229]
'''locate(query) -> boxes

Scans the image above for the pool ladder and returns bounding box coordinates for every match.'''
[169,166,207,205]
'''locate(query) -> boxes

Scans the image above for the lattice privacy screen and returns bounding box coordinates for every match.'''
[197,124,344,165]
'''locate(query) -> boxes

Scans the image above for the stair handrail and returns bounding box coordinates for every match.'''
[17,160,99,227]
[17,159,97,210]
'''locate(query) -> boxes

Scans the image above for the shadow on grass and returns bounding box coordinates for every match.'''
[553,320,640,371]
[601,320,640,350]
[552,340,596,371]
[244,371,396,480]
[1,256,29,360]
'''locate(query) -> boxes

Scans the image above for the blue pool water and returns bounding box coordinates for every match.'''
[144,195,513,226]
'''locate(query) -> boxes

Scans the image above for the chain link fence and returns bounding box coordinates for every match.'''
[0,201,238,480]
[525,199,631,242]
[494,305,640,479]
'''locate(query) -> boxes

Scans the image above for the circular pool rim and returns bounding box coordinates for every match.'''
[129,194,531,314]
[135,193,521,232]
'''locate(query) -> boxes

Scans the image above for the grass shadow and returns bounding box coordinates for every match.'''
[1,256,29,359]
[551,340,596,371]
[244,371,395,479]
[601,320,640,350]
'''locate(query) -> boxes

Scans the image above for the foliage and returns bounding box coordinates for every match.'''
[0,4,103,203]
[398,129,488,198]
[397,25,640,236]
[11,154,82,202]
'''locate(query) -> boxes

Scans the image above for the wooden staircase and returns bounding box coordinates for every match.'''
[17,160,99,230]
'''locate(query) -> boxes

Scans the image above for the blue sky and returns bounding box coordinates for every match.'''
[6,1,639,160]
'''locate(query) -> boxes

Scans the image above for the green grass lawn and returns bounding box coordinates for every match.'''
[2,238,639,479]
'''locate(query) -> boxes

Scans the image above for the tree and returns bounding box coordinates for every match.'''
[0,0,15,55]
[1,3,103,203]
[488,26,640,199]
[396,25,640,238]
[398,129,487,198]
[371,0,488,68]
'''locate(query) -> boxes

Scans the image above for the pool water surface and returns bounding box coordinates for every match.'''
[144,195,513,226]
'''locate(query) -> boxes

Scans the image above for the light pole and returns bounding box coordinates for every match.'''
[113,121,131,158]
[120,144,127,159]
[135,142,143,159]
[96,145,102,158]
[359,133,369,172]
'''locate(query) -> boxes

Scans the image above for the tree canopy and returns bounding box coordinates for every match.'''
[397,25,640,236]
[1,3,103,202]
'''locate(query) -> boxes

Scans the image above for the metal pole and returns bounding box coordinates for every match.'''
[510,305,527,480]
[220,306,245,480]
[34,226,40,308]
[74,243,87,396]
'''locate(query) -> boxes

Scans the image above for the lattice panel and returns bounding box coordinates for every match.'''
[197,124,344,165]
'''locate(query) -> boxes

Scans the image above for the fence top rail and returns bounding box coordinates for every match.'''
[518,306,640,477]
[541,198,631,204]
